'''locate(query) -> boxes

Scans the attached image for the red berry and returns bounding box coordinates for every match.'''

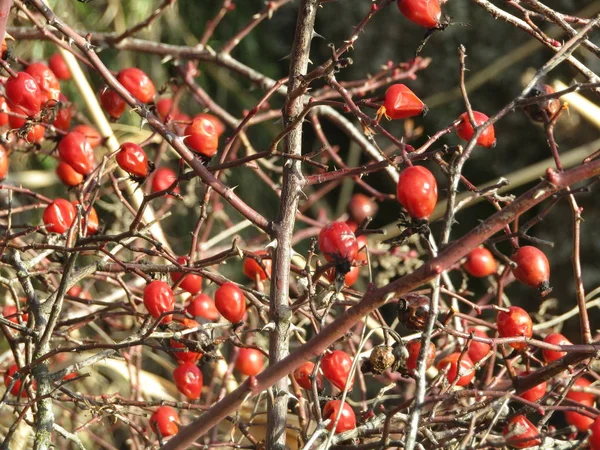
[0,96,9,126]
[566,377,595,406]
[318,221,359,264]
[3,304,28,324]
[67,286,91,300]
[405,340,436,373]
[72,124,102,149]
[293,361,323,391]
[170,256,202,294]
[396,166,437,220]
[48,53,71,81]
[382,84,427,120]
[150,406,179,437]
[397,0,442,28]
[503,415,541,448]
[72,201,99,236]
[518,371,547,403]
[56,161,83,187]
[156,97,177,121]
[185,293,220,321]
[52,94,72,131]
[436,352,475,386]
[214,282,246,323]
[116,142,150,179]
[25,62,61,105]
[235,348,264,376]
[8,106,46,143]
[117,68,156,103]
[456,111,496,148]
[100,88,126,119]
[43,198,77,234]
[184,116,219,157]
[195,113,225,137]
[243,252,272,281]
[542,333,571,363]
[348,193,378,223]
[322,400,356,433]
[565,410,594,432]
[321,350,354,391]
[151,167,179,194]
[466,328,491,364]
[589,416,600,449]
[170,319,203,364]
[511,246,550,290]
[58,131,95,175]
[4,364,34,397]
[173,362,203,400]
[143,280,175,324]
[0,145,7,180]
[497,306,533,351]
[325,264,360,287]
[5,72,42,116]
[463,247,497,277]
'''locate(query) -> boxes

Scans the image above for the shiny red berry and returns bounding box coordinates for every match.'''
[5,72,42,116]
[117,68,156,103]
[323,400,356,433]
[100,88,126,119]
[497,306,533,351]
[0,145,7,180]
[8,106,46,143]
[235,348,264,376]
[518,371,547,403]
[4,364,34,397]
[72,124,102,149]
[566,377,595,406]
[171,256,202,294]
[58,131,95,175]
[170,319,203,364]
[348,193,378,223]
[542,333,571,363]
[72,201,99,236]
[503,415,541,448]
[173,362,203,400]
[397,0,442,28]
[588,416,600,449]
[52,94,72,131]
[396,166,437,220]
[25,62,61,105]
[156,97,177,121]
[214,282,246,323]
[116,142,150,179]
[48,53,71,80]
[318,221,359,264]
[184,116,219,157]
[322,350,354,391]
[56,161,83,187]
[150,406,179,437]
[293,361,323,391]
[185,294,220,321]
[151,167,179,194]
[511,246,550,290]
[143,280,175,324]
[456,111,496,148]
[195,113,225,137]
[436,352,475,386]
[466,328,491,364]
[405,340,436,373]
[243,252,272,281]
[43,198,76,234]
[565,410,594,432]
[463,247,497,277]
[382,84,427,120]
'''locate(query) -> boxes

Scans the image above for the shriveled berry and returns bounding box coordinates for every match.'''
[58,131,95,175]
[323,400,356,433]
[381,84,427,120]
[143,280,175,324]
[524,84,563,123]
[43,198,77,234]
[173,362,203,400]
[5,72,42,116]
[397,293,430,331]
[25,62,61,105]
[116,142,150,179]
